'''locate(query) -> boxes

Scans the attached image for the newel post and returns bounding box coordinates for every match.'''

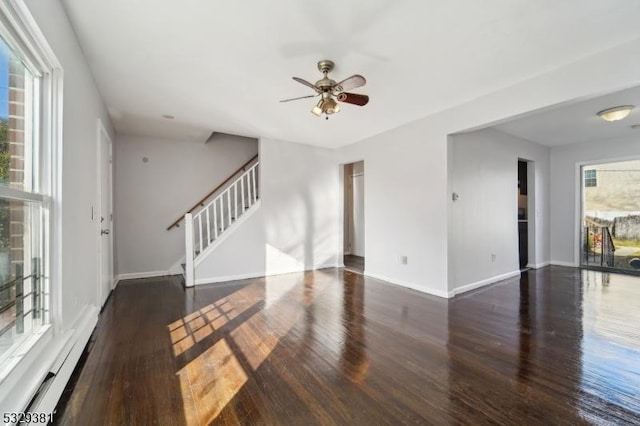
[184,213,195,287]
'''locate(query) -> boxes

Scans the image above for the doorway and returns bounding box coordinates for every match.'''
[97,120,114,308]
[517,160,530,271]
[344,161,365,273]
[581,159,640,273]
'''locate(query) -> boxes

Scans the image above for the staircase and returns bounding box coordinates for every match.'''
[171,156,260,286]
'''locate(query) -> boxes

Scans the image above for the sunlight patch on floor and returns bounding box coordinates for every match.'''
[168,283,262,357]
[177,337,248,425]
[172,273,330,424]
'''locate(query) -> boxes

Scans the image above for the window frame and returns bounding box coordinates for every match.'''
[0,0,62,394]
[584,169,597,188]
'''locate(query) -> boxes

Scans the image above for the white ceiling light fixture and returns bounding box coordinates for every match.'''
[597,105,634,122]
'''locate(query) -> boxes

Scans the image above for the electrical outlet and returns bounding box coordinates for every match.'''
[491,253,496,262]
[400,256,408,265]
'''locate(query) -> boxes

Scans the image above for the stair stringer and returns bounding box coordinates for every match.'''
[193,200,269,285]
[192,200,262,272]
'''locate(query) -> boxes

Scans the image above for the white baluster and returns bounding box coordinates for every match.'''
[234,182,238,222]
[184,213,194,287]
[241,175,245,211]
[252,166,257,203]
[205,205,211,245]
[226,189,231,227]
[197,214,203,254]
[220,195,225,230]
[213,199,218,239]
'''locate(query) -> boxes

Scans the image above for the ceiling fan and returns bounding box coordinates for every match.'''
[280,60,369,118]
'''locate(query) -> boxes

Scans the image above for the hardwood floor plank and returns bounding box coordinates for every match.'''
[54,267,640,425]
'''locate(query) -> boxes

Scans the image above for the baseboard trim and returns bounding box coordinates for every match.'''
[194,262,339,286]
[550,260,578,267]
[450,269,521,297]
[0,305,98,415]
[527,261,551,269]
[364,272,450,299]
[195,272,263,285]
[29,305,99,415]
[114,271,170,284]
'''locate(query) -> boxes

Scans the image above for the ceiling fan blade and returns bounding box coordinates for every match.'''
[292,77,320,92]
[334,75,366,92]
[280,94,317,103]
[337,92,369,106]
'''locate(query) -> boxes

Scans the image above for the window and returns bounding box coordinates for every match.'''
[0,8,54,372]
[584,169,597,187]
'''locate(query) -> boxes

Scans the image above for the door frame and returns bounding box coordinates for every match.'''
[96,118,114,308]
[517,158,537,268]
[351,172,365,257]
[339,159,365,270]
[576,155,640,269]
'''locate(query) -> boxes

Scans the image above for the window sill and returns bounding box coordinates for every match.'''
[0,324,52,385]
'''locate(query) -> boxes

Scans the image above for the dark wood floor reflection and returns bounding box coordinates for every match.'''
[55,267,640,425]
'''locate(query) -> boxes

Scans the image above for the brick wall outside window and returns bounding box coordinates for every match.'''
[8,58,24,273]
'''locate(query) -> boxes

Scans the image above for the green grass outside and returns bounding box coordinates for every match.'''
[612,238,640,248]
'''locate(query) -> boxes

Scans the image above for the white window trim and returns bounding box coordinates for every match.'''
[0,186,45,202]
[0,0,63,414]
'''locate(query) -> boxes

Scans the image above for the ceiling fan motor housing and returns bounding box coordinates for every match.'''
[316,60,337,90]
[317,60,335,74]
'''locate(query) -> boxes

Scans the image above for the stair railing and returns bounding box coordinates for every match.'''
[583,226,615,268]
[184,160,259,286]
[167,154,258,230]
[601,226,615,267]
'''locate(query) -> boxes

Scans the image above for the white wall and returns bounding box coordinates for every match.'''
[448,128,550,293]
[195,137,339,282]
[338,37,640,298]
[114,133,257,276]
[25,0,115,326]
[1,0,115,414]
[339,118,451,297]
[550,134,640,265]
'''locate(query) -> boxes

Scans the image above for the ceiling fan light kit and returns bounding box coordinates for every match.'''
[281,59,369,119]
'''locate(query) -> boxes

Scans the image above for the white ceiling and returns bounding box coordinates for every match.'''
[494,85,640,146]
[60,0,640,148]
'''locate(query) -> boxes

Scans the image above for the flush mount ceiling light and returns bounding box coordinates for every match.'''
[597,105,634,122]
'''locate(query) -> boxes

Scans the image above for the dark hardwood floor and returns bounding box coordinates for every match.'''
[344,254,364,273]
[54,267,640,425]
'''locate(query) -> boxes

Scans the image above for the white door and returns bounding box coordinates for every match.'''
[97,121,113,308]
[352,174,365,257]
